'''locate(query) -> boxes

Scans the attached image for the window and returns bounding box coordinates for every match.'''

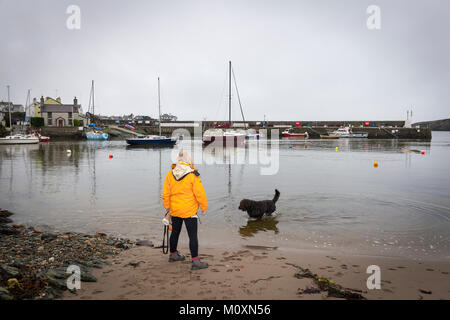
[48,112,52,118]
[48,118,52,125]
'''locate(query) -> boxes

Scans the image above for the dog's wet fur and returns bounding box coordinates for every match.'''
[239,189,280,219]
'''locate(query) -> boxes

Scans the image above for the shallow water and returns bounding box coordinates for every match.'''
[1,132,449,261]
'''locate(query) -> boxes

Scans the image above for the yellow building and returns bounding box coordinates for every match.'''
[30,97,62,117]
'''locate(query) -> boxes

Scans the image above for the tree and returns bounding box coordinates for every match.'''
[31,117,45,127]
[73,119,83,127]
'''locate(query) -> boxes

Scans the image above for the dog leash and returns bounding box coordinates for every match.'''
[162,212,170,254]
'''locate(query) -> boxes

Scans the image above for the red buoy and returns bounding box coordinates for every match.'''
[421,150,425,155]
[109,154,113,159]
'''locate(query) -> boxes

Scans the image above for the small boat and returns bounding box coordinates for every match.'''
[126,135,176,146]
[330,127,368,139]
[203,128,246,146]
[33,132,50,142]
[86,81,109,141]
[203,61,249,147]
[126,77,176,147]
[0,87,39,144]
[0,134,39,144]
[86,130,109,140]
[282,129,306,138]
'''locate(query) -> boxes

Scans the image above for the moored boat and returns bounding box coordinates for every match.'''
[203,61,251,147]
[330,127,368,138]
[0,134,40,144]
[33,132,50,142]
[85,81,109,141]
[282,129,306,138]
[126,77,176,147]
[126,135,176,146]
[86,131,109,140]
[202,128,246,146]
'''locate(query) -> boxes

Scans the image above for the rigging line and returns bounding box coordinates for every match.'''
[231,66,246,127]
[214,73,228,121]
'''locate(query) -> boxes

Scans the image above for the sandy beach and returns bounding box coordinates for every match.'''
[63,243,450,300]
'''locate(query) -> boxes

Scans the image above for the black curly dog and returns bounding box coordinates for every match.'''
[238,189,280,219]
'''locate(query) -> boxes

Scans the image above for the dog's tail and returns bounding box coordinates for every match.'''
[273,189,280,203]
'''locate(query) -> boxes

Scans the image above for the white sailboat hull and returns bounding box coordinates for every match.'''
[0,136,40,144]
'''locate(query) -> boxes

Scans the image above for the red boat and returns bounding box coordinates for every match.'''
[282,129,306,137]
[34,132,50,142]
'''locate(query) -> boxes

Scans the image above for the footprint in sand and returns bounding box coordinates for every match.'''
[426,268,434,272]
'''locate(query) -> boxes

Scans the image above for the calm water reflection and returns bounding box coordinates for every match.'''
[1,133,449,260]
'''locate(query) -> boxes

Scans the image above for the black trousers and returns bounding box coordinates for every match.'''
[170,216,198,258]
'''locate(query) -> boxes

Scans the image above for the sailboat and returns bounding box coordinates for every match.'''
[202,61,256,146]
[126,77,177,147]
[0,85,39,145]
[86,80,109,140]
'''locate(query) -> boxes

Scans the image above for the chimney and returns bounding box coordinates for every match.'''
[74,96,78,106]
[40,96,44,106]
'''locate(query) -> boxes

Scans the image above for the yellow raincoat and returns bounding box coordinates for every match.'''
[162,162,208,218]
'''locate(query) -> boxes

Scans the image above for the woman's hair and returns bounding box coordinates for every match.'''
[176,151,193,165]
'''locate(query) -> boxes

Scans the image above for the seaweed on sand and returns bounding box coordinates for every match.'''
[294,266,366,300]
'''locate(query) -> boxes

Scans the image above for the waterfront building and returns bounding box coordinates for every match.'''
[39,96,85,127]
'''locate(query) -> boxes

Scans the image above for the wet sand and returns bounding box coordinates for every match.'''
[63,244,450,300]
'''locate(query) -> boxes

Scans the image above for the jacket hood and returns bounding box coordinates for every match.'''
[172,161,195,180]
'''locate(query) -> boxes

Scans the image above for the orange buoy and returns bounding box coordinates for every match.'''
[373,161,379,168]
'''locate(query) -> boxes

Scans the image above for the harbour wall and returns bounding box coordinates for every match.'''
[133,123,431,140]
[40,126,84,138]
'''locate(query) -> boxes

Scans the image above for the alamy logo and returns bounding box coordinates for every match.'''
[366,265,381,289]
[366,5,381,30]
[66,265,81,290]
[66,5,81,30]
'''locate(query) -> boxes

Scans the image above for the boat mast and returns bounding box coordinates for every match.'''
[92,80,95,123]
[158,77,161,136]
[228,61,232,126]
[7,85,11,131]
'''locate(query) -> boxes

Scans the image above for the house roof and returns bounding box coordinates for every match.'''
[41,105,80,113]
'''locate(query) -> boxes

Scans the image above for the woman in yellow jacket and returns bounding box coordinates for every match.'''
[162,151,208,270]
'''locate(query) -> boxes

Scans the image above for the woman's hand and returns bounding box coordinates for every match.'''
[201,210,207,216]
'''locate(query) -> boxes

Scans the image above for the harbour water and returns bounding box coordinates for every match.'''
[1,132,449,261]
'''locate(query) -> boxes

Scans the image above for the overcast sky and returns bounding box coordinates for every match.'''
[1,0,449,122]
